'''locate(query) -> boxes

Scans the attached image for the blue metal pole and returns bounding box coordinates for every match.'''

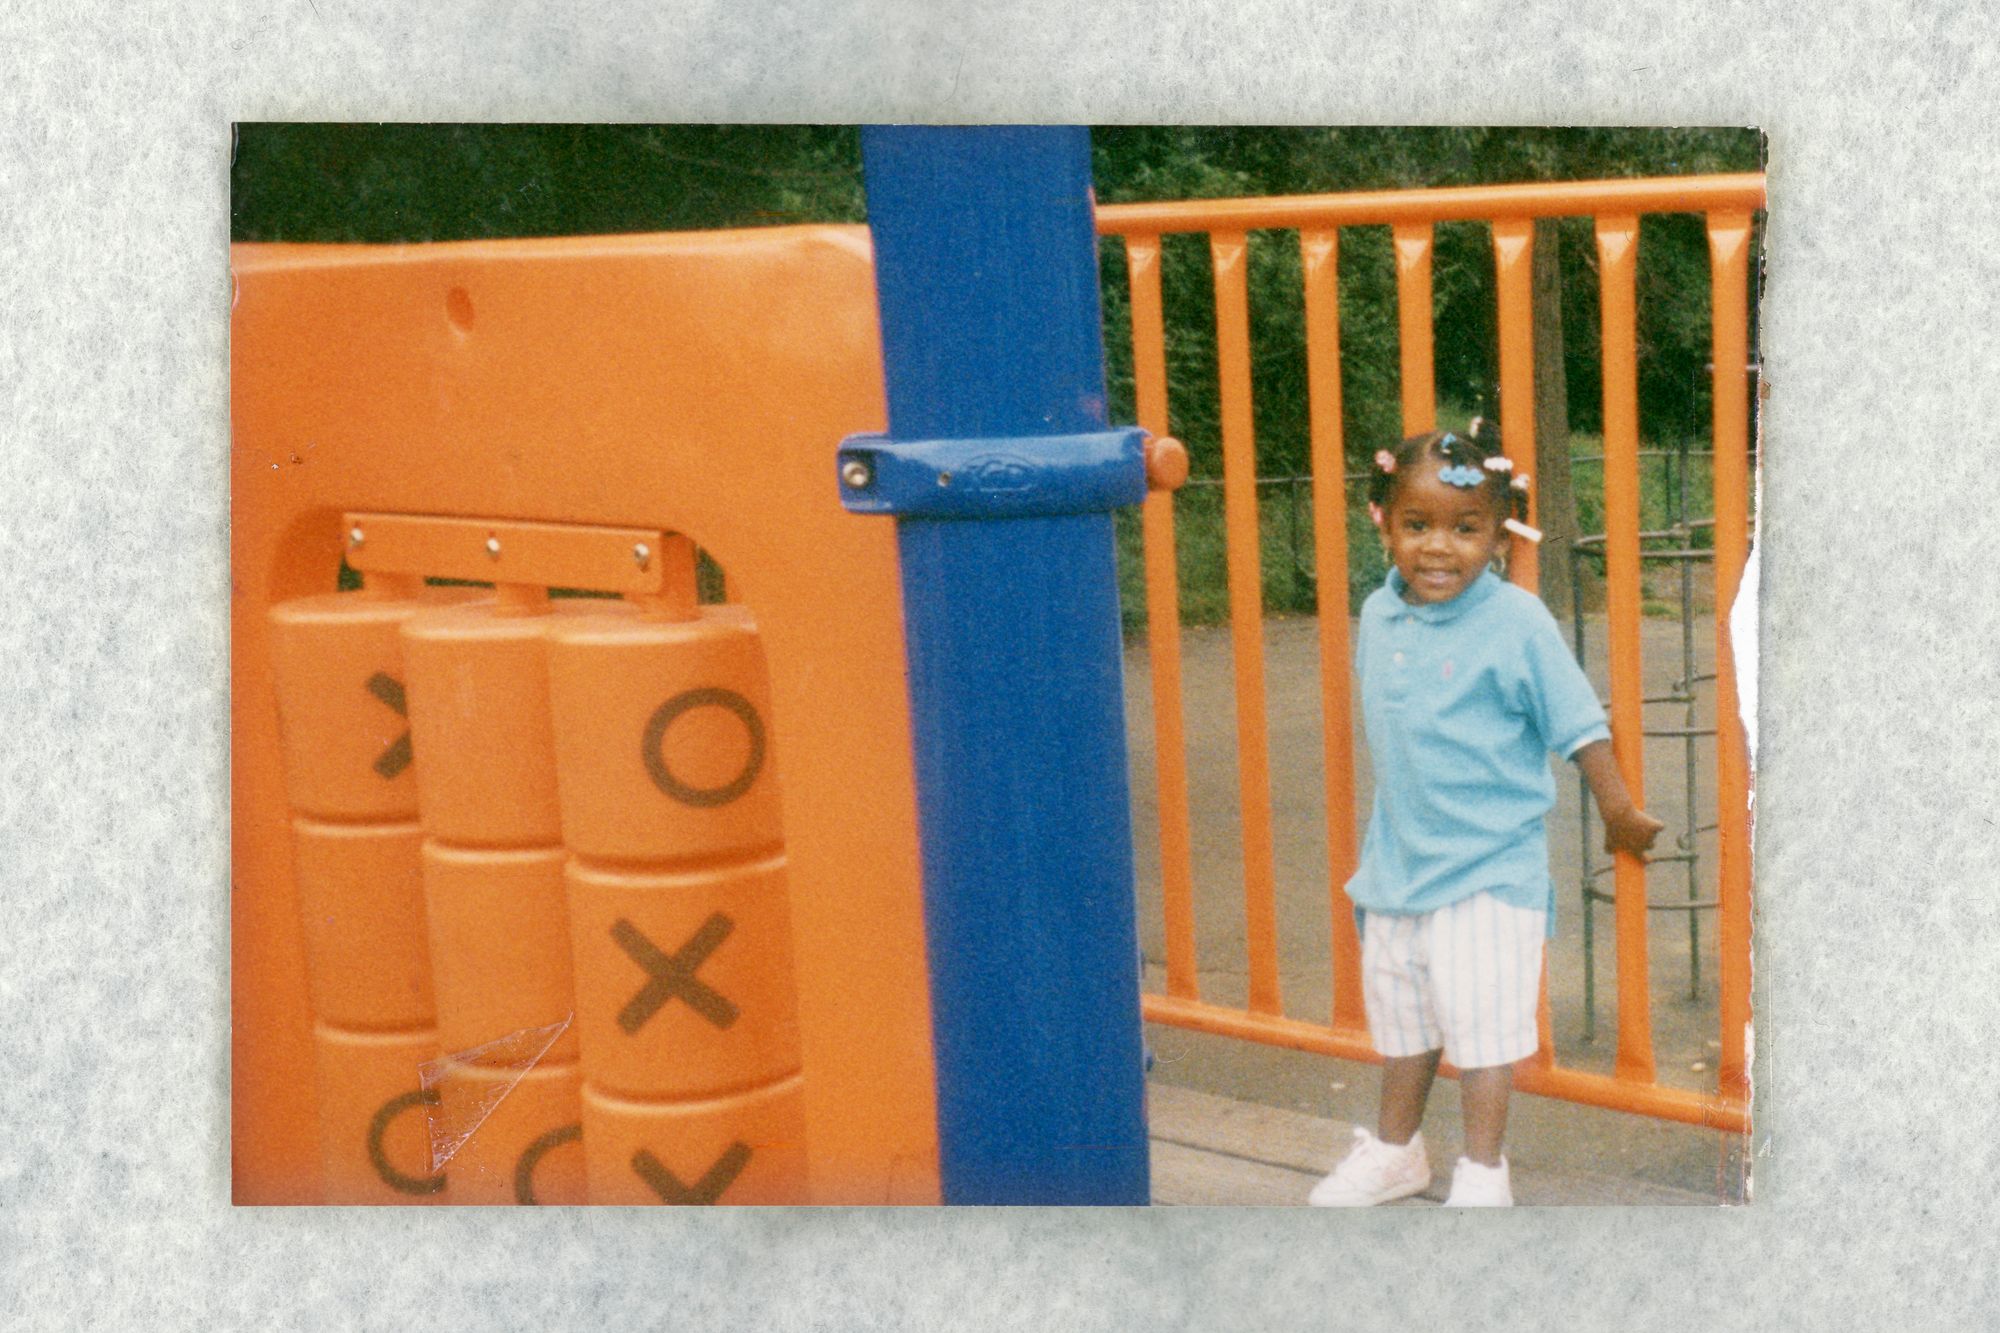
[839,125,1150,1204]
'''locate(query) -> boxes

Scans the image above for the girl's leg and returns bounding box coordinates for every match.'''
[1378,1049,1443,1144]
[1459,1064,1512,1166]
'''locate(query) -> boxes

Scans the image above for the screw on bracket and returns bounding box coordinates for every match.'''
[840,457,874,490]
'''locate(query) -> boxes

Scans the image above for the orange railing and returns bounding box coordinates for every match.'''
[1097,175,1761,1132]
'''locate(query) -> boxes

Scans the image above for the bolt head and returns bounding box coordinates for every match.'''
[840,457,873,489]
[485,536,502,558]
[633,542,651,568]
[347,526,365,548]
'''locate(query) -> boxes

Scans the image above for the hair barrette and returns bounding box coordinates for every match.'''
[1504,518,1543,543]
[1373,449,1397,473]
[1482,456,1514,473]
[1437,464,1484,488]
[1511,473,1531,492]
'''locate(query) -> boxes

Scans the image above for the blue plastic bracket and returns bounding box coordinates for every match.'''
[836,426,1146,520]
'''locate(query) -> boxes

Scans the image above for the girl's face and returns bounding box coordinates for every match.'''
[1378,456,1507,605]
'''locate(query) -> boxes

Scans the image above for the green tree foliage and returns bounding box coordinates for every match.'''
[231,123,865,242]
[1089,127,1765,485]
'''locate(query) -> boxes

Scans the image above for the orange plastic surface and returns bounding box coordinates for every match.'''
[311,1025,448,1205]
[566,855,801,1101]
[232,227,936,1204]
[1392,223,1437,435]
[1594,214,1658,1084]
[581,1075,807,1205]
[1141,992,1745,1132]
[1096,173,1768,236]
[421,843,579,1063]
[1708,211,1756,1098]
[1298,227,1367,1035]
[267,588,477,821]
[399,601,596,848]
[291,819,434,1031]
[1209,230,1282,1018]
[1491,218,1541,592]
[435,1060,588,1205]
[1123,234,1199,1004]
[545,607,782,864]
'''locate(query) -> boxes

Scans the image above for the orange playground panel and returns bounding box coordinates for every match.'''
[231,226,939,1204]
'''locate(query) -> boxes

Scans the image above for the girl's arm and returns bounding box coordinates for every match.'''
[1571,739,1667,857]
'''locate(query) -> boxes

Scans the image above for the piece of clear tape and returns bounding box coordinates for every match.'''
[416,1015,571,1173]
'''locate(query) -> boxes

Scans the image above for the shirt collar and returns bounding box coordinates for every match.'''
[1383,567,1503,624]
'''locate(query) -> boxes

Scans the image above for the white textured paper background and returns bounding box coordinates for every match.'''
[3,0,1995,1325]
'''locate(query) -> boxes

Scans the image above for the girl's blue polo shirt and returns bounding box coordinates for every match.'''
[1346,568,1609,923]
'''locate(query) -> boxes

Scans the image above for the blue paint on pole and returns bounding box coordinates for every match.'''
[851,125,1150,1204]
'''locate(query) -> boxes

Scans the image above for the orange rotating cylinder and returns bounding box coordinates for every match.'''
[400,598,577,848]
[292,818,433,1031]
[430,1059,588,1206]
[269,586,476,822]
[547,603,806,1206]
[564,854,800,1099]
[580,1075,807,1206]
[312,1024,449,1205]
[545,604,782,864]
[398,596,626,1202]
[400,599,626,1052]
[420,844,579,1064]
[270,585,475,1202]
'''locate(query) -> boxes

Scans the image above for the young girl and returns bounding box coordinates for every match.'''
[1308,429,1664,1208]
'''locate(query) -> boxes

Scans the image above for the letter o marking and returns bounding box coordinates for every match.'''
[366,1088,446,1196]
[514,1122,584,1206]
[641,687,766,809]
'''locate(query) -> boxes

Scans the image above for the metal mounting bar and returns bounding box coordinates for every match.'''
[343,511,679,594]
[837,427,1145,520]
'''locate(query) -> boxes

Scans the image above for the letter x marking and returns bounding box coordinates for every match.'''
[611,913,739,1034]
[365,672,412,780]
[630,1142,752,1205]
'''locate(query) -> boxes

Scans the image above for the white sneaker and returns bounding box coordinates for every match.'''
[1307,1128,1431,1207]
[1443,1155,1513,1206]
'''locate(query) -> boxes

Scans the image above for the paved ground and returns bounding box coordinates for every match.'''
[1123,610,1751,1205]
[1147,1083,1720,1207]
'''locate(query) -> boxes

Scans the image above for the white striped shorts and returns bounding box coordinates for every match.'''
[1361,891,1546,1069]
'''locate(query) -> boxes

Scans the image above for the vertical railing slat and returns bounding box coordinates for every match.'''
[1210,230,1282,1016]
[1491,217,1558,1064]
[1707,210,1755,1098]
[1595,213,1657,1084]
[1392,223,1437,435]
[1299,229,1365,1033]
[1126,234,1201,1002]
[1491,218,1540,594]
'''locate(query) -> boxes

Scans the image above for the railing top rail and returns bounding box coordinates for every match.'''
[1095,172,1766,237]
